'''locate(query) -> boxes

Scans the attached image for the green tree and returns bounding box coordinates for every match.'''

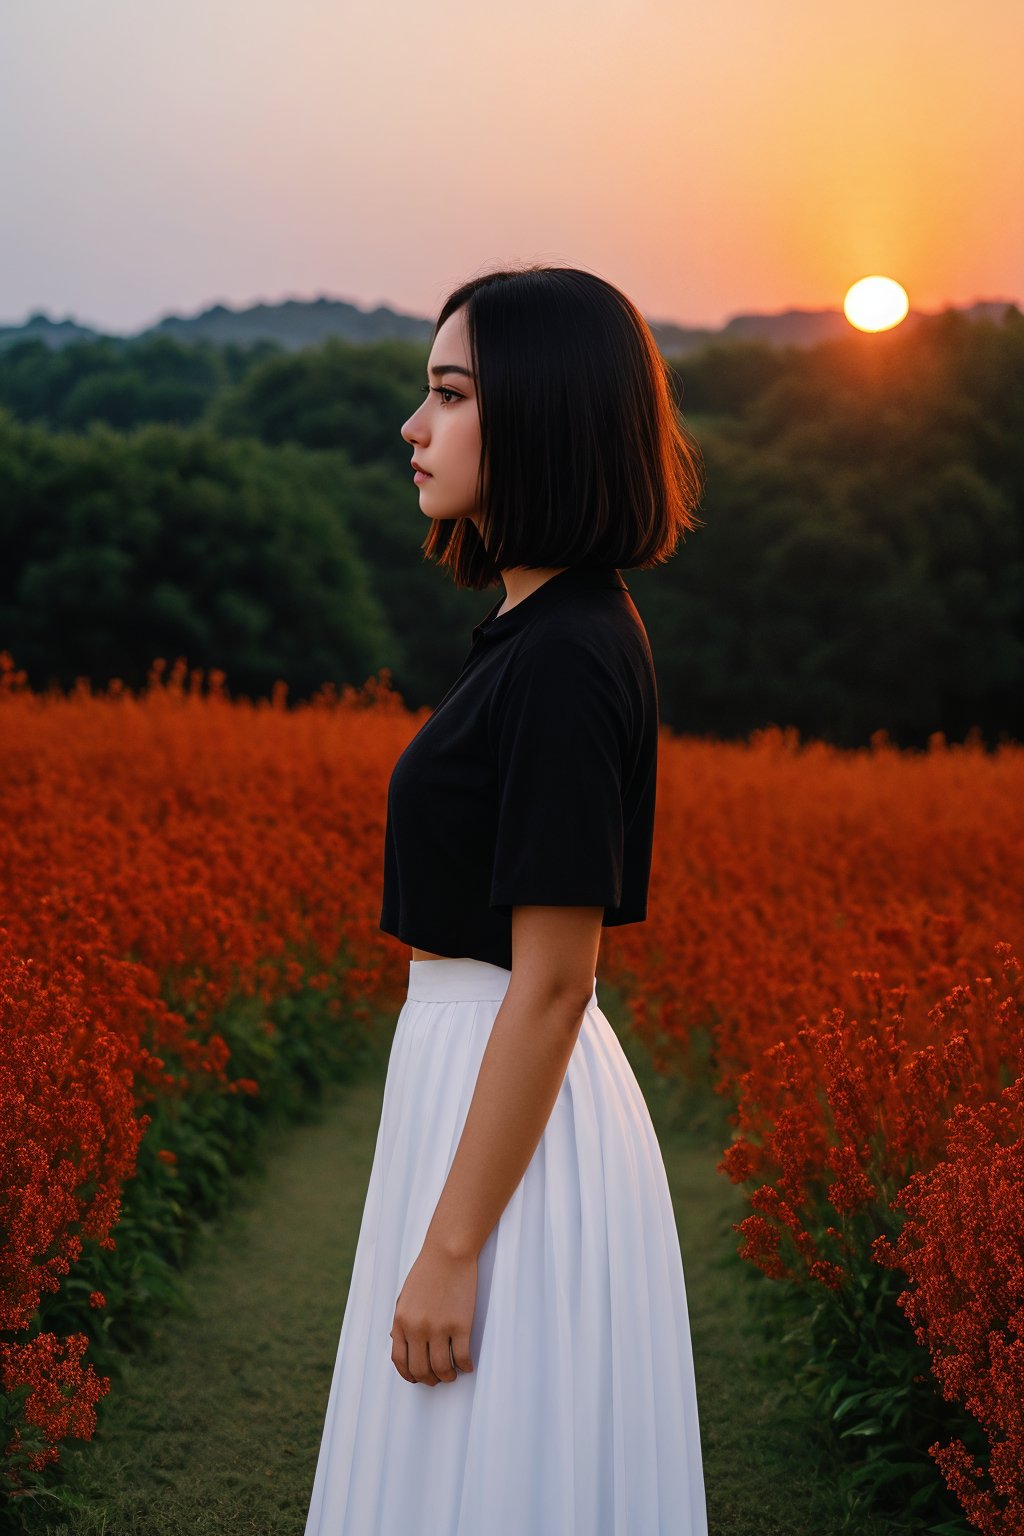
[0,411,395,701]
[206,337,427,474]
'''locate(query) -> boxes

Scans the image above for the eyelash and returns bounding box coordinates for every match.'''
[421,385,460,407]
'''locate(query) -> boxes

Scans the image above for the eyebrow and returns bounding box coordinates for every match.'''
[427,364,475,380]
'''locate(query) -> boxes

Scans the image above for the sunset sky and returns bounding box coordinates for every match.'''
[3,0,1021,336]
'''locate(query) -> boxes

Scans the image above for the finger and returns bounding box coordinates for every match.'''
[390,1328,414,1384]
[450,1331,474,1374]
[428,1336,456,1384]
[409,1339,442,1386]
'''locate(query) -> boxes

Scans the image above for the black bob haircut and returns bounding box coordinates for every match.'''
[420,263,706,590]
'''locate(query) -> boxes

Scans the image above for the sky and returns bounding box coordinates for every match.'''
[2,0,1021,336]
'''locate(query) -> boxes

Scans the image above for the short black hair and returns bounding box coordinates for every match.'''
[421,263,706,589]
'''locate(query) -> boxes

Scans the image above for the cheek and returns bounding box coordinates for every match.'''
[456,416,482,460]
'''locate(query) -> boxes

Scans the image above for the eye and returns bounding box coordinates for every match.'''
[421,384,460,407]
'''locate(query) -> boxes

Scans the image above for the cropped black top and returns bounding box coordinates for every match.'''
[378,564,659,971]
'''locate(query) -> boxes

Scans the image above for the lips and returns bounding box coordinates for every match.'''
[411,461,432,476]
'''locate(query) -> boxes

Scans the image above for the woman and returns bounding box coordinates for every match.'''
[303,264,708,1534]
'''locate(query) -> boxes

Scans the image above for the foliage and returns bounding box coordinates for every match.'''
[873,1073,1024,1533]
[3,311,1024,744]
[0,334,273,433]
[205,335,426,474]
[0,656,409,1506]
[0,412,393,701]
[3,460,1024,1523]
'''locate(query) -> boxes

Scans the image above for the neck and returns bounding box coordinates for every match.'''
[497,565,569,613]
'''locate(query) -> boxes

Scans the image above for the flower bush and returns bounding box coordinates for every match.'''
[873,1067,1024,1534]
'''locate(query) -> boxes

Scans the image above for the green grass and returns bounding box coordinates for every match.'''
[19,1077,383,1536]
[21,986,893,1536]
[611,1003,894,1536]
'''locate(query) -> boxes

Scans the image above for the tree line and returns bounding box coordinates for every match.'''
[1,305,1021,747]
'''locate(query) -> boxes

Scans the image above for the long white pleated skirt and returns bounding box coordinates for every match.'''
[303,957,709,1535]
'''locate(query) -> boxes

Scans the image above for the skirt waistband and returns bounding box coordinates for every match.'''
[406,956,598,1006]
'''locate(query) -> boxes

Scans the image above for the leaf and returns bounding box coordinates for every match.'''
[838,1418,885,1438]
[832,1389,879,1420]
[846,1458,929,1488]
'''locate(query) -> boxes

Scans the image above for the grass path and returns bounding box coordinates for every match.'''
[33,990,875,1536]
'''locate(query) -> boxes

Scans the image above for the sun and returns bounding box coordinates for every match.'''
[843,276,909,332]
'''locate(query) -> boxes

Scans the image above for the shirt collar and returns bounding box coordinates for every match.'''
[471,565,628,644]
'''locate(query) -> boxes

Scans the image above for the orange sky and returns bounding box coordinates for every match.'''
[2,0,1021,333]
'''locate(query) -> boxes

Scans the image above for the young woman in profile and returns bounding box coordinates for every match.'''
[303,263,709,1535]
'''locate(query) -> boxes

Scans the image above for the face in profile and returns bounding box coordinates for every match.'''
[401,305,485,535]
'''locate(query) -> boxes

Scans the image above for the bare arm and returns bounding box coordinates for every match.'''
[422,903,604,1262]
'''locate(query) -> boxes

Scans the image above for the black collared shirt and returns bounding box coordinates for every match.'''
[378,564,659,971]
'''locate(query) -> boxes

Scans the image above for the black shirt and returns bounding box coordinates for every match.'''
[378,564,659,971]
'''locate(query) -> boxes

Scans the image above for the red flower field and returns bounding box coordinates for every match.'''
[2,650,1021,1529]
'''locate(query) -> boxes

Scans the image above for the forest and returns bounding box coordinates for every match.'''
[2,303,1021,747]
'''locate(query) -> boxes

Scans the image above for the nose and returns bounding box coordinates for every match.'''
[401,406,426,445]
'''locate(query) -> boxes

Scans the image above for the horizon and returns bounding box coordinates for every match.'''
[5,286,1022,342]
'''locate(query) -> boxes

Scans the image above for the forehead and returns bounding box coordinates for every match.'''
[428,308,470,364]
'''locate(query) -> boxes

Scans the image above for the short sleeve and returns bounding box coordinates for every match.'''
[489,637,627,911]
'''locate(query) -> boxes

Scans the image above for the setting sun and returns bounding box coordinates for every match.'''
[843,276,910,333]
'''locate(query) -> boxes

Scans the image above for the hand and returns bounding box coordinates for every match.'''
[390,1237,478,1386]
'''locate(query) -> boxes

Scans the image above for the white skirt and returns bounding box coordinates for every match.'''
[303,957,709,1535]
